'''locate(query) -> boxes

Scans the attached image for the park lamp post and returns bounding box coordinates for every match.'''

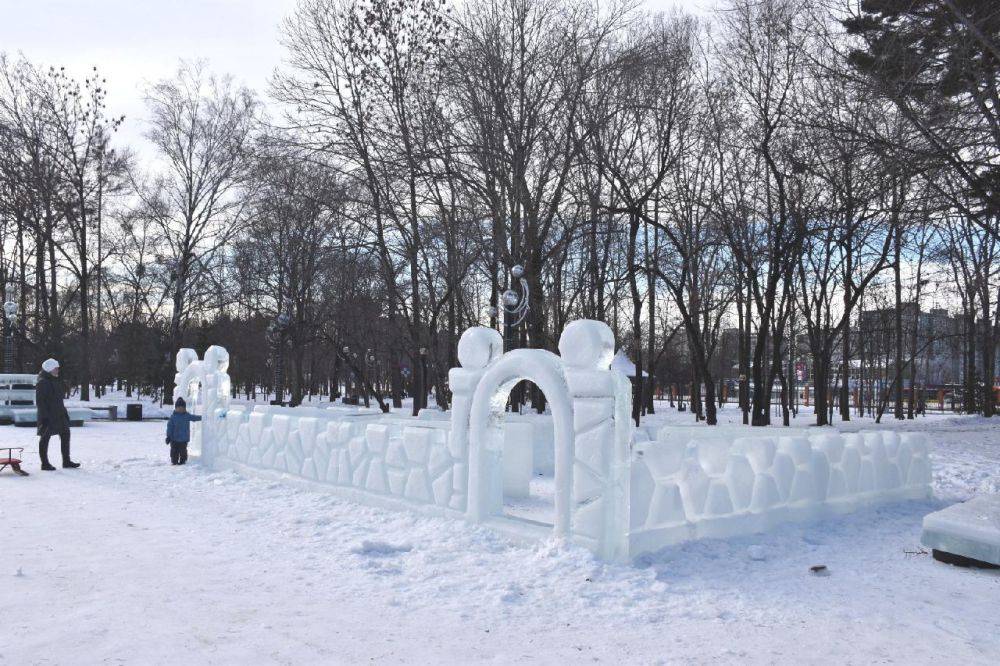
[366,350,377,386]
[492,265,530,411]
[739,373,748,414]
[496,264,530,354]
[418,346,428,410]
[3,289,17,374]
[268,312,290,405]
[340,345,362,401]
[365,350,377,408]
[341,345,351,399]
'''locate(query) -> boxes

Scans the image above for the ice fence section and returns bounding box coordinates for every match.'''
[178,320,932,561]
[629,427,932,556]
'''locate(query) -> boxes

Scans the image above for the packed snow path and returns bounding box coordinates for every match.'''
[1,416,998,664]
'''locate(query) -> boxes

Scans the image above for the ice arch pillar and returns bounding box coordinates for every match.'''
[452,320,632,561]
[174,345,232,466]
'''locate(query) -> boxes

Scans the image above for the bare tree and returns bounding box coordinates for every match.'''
[141,60,256,402]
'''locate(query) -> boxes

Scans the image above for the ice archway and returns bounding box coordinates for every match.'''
[451,320,634,560]
[467,348,575,532]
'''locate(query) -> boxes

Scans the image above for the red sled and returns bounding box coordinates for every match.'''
[0,447,29,476]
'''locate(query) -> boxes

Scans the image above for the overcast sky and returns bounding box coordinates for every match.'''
[0,0,710,161]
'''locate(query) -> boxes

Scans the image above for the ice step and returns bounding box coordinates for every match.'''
[921,494,1000,567]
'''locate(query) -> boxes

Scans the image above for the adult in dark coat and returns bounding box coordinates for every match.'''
[36,358,80,470]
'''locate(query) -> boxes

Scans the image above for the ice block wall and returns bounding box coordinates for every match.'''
[628,427,933,556]
[213,406,469,514]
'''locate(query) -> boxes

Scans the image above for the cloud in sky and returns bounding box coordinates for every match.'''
[0,0,708,162]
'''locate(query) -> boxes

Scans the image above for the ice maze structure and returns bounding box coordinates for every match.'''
[179,319,932,561]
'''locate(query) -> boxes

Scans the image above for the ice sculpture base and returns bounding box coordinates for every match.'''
[922,495,1000,568]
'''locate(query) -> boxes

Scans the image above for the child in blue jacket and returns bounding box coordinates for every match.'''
[166,397,201,465]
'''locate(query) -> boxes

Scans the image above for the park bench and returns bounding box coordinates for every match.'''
[0,372,93,427]
[0,446,28,476]
[12,407,94,427]
[89,405,119,421]
[0,374,37,425]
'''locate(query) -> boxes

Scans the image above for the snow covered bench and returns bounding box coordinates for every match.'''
[0,388,35,402]
[0,374,38,424]
[0,374,93,427]
[11,407,94,427]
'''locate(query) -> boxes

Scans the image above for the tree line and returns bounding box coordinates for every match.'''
[1,0,998,427]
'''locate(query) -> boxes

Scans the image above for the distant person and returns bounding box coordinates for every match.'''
[36,358,80,470]
[166,397,201,465]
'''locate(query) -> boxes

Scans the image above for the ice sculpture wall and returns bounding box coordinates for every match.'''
[182,321,933,562]
[629,427,932,556]
[214,407,464,514]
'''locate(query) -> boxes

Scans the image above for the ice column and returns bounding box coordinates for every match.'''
[559,320,632,561]
[449,327,504,514]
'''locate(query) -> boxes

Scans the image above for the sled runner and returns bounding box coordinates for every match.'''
[0,447,28,476]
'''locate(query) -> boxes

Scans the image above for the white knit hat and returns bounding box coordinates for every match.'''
[41,358,59,373]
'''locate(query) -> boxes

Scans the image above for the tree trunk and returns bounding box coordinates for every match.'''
[981,318,996,417]
[965,310,977,414]
[814,358,830,426]
[893,213,904,419]
[628,213,643,427]
[645,216,658,415]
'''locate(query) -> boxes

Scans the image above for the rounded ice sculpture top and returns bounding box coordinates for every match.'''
[204,345,230,373]
[176,348,199,372]
[558,319,615,369]
[457,326,503,369]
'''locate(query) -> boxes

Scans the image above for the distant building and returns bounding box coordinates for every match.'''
[857,304,962,386]
[711,304,968,389]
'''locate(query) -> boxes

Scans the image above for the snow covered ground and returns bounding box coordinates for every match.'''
[2,411,999,664]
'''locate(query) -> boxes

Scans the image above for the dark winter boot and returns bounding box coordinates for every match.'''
[60,432,79,468]
[39,439,55,470]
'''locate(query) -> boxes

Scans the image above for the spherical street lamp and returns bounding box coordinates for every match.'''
[496,265,531,411]
[498,265,530,328]
[3,290,17,373]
